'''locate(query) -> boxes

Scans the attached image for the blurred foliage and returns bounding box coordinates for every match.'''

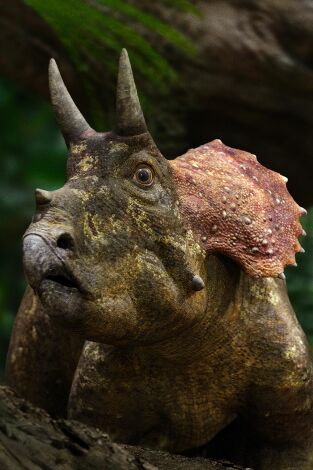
[26,0,196,79]
[25,0,197,129]
[0,78,66,380]
[286,217,313,345]
[0,76,313,381]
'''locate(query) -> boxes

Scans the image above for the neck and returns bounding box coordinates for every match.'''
[142,255,241,367]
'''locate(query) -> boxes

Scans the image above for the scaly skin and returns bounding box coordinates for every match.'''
[68,259,313,469]
[7,256,313,469]
[5,52,313,469]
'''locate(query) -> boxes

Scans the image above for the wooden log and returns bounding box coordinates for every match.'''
[0,386,248,469]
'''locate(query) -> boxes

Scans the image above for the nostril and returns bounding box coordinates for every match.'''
[56,233,75,251]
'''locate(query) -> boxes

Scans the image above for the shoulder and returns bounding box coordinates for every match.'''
[237,274,313,390]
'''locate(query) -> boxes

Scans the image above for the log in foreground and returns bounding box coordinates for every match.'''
[0,386,246,470]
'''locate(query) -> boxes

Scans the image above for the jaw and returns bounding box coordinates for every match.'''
[37,277,85,319]
[35,271,208,349]
[23,233,208,346]
[35,276,139,343]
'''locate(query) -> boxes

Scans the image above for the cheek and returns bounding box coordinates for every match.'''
[83,258,176,338]
[78,212,109,246]
[82,294,140,342]
[129,261,204,327]
[74,215,133,262]
[132,266,179,314]
[67,253,208,344]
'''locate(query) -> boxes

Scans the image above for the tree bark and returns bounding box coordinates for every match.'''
[0,386,247,469]
[0,0,312,206]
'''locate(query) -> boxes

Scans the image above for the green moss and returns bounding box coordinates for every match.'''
[25,0,197,85]
[159,0,200,15]
[25,0,198,129]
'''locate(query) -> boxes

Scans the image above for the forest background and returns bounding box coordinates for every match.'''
[1,0,313,379]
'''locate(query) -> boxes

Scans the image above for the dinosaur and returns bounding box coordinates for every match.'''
[5,49,313,469]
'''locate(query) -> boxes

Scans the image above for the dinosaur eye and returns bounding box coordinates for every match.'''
[133,166,154,187]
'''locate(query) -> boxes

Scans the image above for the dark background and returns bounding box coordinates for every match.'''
[1,0,313,379]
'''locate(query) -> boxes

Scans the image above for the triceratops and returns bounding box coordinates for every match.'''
[5,50,313,470]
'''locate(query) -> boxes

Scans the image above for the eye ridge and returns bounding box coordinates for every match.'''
[133,165,154,187]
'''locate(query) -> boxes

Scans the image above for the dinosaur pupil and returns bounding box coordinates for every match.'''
[133,166,154,186]
[138,168,151,182]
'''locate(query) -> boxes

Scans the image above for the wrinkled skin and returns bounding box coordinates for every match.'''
[5,53,313,469]
[22,132,206,344]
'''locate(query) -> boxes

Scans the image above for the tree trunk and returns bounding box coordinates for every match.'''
[0,386,247,469]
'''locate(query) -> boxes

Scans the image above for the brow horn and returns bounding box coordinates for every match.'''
[48,59,93,145]
[116,49,148,136]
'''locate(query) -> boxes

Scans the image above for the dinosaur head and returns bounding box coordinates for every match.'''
[23,50,208,345]
[23,50,305,345]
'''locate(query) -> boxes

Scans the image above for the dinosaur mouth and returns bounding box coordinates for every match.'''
[23,233,88,317]
[23,232,83,294]
[38,267,83,298]
[44,273,80,290]
[38,269,85,317]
